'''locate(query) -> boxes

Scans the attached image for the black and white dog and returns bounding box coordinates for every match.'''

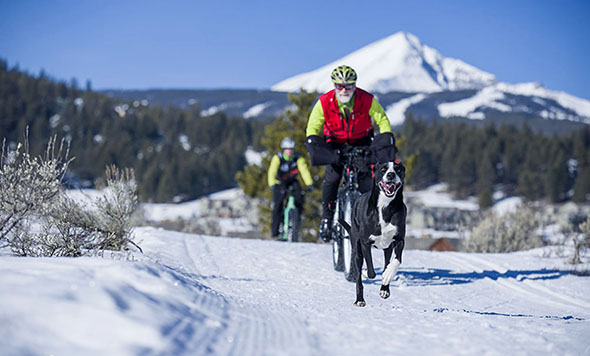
[341,161,406,307]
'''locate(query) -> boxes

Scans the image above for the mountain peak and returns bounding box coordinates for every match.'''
[272,32,496,93]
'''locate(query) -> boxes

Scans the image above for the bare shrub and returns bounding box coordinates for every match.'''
[0,134,72,243]
[1,133,139,257]
[24,166,140,257]
[565,214,590,264]
[465,206,542,253]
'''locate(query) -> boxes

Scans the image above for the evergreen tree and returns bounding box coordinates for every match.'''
[572,127,590,202]
[545,145,570,203]
[573,166,590,203]
[476,153,496,208]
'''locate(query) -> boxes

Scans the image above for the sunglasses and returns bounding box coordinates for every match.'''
[335,83,355,90]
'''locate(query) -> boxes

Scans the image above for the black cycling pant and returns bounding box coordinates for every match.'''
[271,181,303,237]
[322,163,372,219]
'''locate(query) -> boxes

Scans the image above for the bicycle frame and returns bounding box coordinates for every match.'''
[281,195,296,241]
[332,147,370,271]
[278,184,301,242]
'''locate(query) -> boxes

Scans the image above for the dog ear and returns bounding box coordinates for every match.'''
[395,162,406,179]
[368,174,379,213]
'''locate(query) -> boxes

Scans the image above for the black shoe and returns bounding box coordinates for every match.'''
[319,218,332,242]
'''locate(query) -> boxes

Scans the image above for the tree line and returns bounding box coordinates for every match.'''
[0,59,265,202]
[401,114,590,206]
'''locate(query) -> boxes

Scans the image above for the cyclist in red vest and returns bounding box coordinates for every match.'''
[268,137,313,240]
[305,65,395,242]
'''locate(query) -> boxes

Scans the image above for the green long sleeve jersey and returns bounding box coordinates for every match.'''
[306,95,392,137]
[267,153,313,187]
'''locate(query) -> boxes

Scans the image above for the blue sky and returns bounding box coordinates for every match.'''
[1,0,589,98]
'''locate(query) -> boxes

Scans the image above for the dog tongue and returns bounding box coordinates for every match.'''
[380,181,395,195]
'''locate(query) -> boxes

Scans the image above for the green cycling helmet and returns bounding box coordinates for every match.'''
[331,65,357,84]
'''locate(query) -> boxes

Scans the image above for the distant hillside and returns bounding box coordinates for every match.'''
[0,60,265,202]
[103,88,589,135]
[101,89,291,119]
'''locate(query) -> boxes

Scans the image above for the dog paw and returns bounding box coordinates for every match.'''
[380,285,390,299]
[354,300,366,307]
[362,268,376,279]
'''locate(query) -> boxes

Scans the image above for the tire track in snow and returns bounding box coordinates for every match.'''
[445,253,588,314]
[133,235,231,356]
[179,234,320,356]
[460,253,590,311]
[148,254,231,356]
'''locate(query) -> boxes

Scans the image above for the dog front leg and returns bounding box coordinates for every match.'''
[361,241,376,279]
[380,246,393,299]
[354,241,366,307]
[379,246,393,298]
[383,246,393,270]
[380,243,403,299]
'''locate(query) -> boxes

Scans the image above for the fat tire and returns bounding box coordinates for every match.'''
[287,208,300,243]
[332,199,344,270]
[342,191,359,282]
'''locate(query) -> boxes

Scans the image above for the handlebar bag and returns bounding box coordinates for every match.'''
[370,132,398,164]
[305,135,340,166]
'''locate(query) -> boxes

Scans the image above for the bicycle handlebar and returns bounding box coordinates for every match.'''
[339,146,369,158]
[339,146,371,170]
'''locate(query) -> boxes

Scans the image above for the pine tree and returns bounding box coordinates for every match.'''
[572,127,590,203]
[236,90,322,241]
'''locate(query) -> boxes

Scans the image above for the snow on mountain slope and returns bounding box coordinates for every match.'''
[439,82,590,123]
[272,32,496,93]
[1,227,589,356]
[385,93,426,126]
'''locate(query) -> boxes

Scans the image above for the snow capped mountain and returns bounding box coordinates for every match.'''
[438,82,590,124]
[270,31,590,126]
[271,32,497,93]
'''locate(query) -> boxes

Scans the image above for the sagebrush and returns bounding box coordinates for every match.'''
[1,134,139,257]
[566,215,590,264]
[464,206,542,253]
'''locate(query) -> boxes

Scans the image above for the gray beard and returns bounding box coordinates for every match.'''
[336,92,353,103]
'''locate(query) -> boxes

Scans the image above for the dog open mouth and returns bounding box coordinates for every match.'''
[379,181,400,197]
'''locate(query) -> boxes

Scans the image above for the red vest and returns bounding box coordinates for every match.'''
[319,88,374,144]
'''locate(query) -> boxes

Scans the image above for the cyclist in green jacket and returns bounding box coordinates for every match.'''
[305,65,395,242]
[268,137,313,240]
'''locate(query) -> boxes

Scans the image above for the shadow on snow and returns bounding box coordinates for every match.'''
[363,267,582,287]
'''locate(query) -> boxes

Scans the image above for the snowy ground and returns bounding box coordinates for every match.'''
[1,226,589,356]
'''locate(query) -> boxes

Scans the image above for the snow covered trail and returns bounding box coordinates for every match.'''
[153,229,590,356]
[1,227,589,356]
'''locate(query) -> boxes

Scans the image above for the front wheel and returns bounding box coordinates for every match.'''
[287,208,300,243]
[332,199,344,271]
[342,191,359,282]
